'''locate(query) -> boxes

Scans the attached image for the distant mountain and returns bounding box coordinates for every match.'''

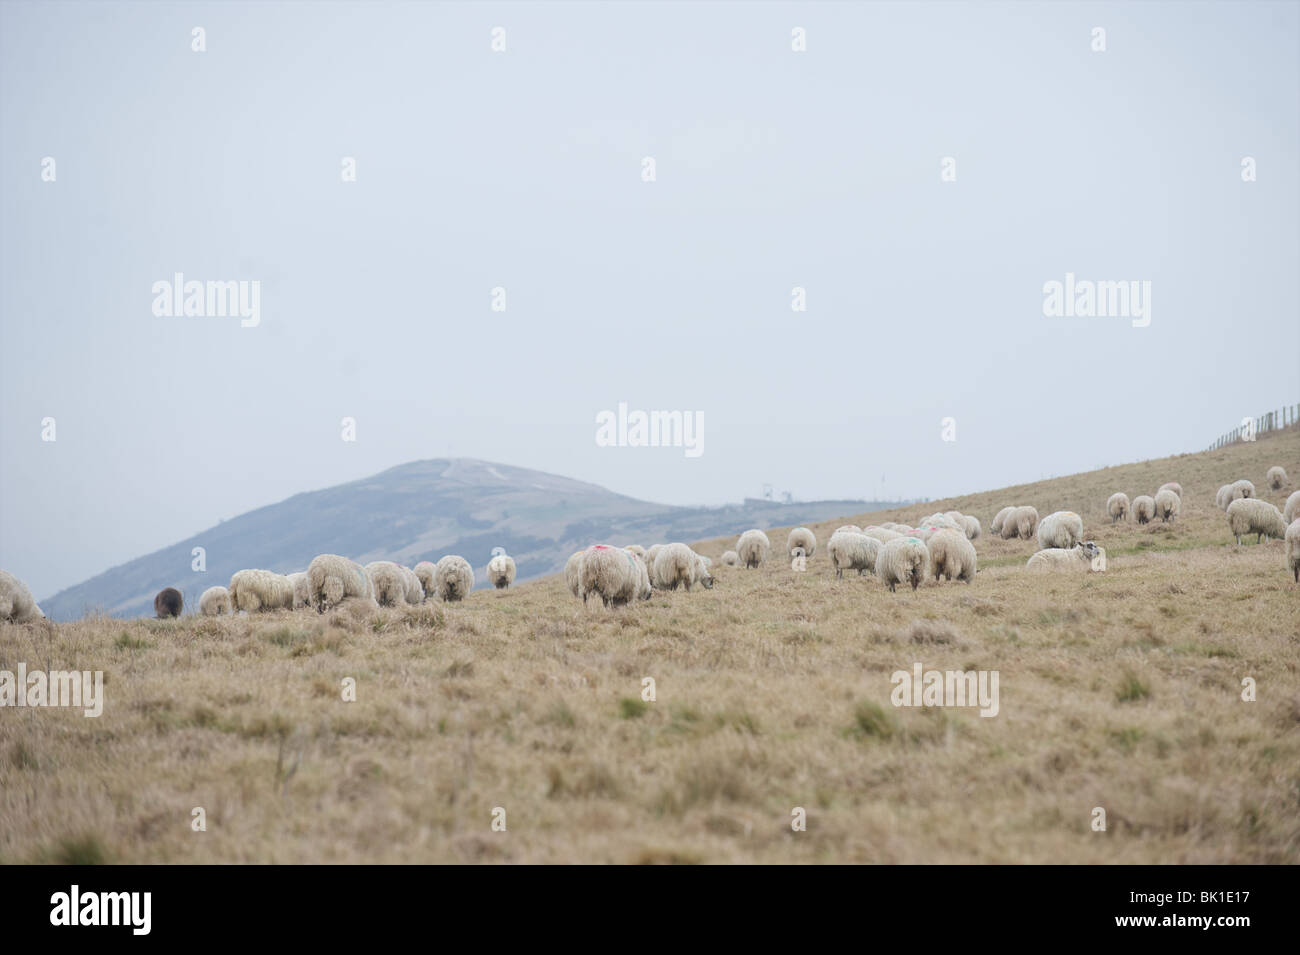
[41,458,909,621]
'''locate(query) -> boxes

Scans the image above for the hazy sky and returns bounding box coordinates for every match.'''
[2,0,1297,601]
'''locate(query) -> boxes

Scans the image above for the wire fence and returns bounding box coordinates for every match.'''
[1207,403,1300,450]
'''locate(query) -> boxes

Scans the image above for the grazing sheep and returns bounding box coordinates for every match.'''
[787,527,817,559]
[1133,495,1156,524]
[736,529,770,568]
[1226,498,1288,545]
[400,566,423,604]
[834,525,863,535]
[862,527,903,545]
[1283,490,1300,525]
[990,507,1014,537]
[920,513,963,532]
[487,553,516,589]
[433,555,474,602]
[1287,520,1300,583]
[720,550,739,566]
[624,544,647,561]
[653,543,714,591]
[413,561,437,599]
[960,515,981,540]
[876,537,930,593]
[942,511,968,533]
[1154,488,1180,523]
[154,587,183,618]
[1000,505,1039,540]
[1231,479,1255,501]
[307,554,373,612]
[199,585,231,616]
[645,544,665,572]
[0,571,44,623]
[1267,466,1289,491]
[1215,484,1233,510]
[1157,482,1182,499]
[827,531,880,578]
[926,529,976,583]
[229,569,295,613]
[564,550,585,597]
[581,545,652,607]
[1026,541,1100,571]
[366,561,416,607]
[284,571,311,609]
[1107,493,1130,523]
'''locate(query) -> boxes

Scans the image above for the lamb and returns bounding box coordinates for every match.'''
[926,529,976,583]
[1267,466,1289,491]
[1157,482,1182,499]
[990,507,1014,537]
[229,569,295,613]
[1001,506,1039,540]
[720,550,739,566]
[1231,479,1255,501]
[1283,490,1300,525]
[199,585,231,616]
[787,527,817,559]
[1226,498,1288,545]
[307,554,373,612]
[827,530,880,578]
[413,561,437,599]
[1133,495,1156,525]
[487,553,516,589]
[1287,519,1300,583]
[286,571,311,609]
[580,545,652,606]
[653,542,714,591]
[1107,492,1130,523]
[736,529,770,568]
[0,571,44,624]
[154,587,183,618]
[875,537,929,592]
[1153,488,1180,523]
[960,515,982,540]
[433,555,475,601]
[564,550,585,597]
[1026,541,1100,571]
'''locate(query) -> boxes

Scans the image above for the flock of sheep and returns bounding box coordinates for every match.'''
[2,464,1298,625]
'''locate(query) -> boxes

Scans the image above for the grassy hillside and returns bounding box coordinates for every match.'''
[2,429,1297,863]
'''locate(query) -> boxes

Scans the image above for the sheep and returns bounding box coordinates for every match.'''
[564,550,585,597]
[1001,505,1039,540]
[943,511,967,532]
[154,587,183,618]
[284,571,311,609]
[920,513,962,532]
[624,544,647,561]
[1231,479,1255,501]
[401,566,423,604]
[960,515,981,540]
[433,555,474,602]
[720,550,739,566]
[1283,490,1300,525]
[1026,541,1100,571]
[1215,484,1232,510]
[229,569,295,613]
[1287,519,1300,583]
[1107,492,1130,523]
[1133,495,1156,525]
[990,507,1014,537]
[198,585,231,616]
[827,530,880,578]
[1226,498,1288,545]
[413,561,437,599]
[0,571,44,624]
[1157,482,1182,500]
[307,554,373,612]
[736,529,770,568]
[834,525,863,535]
[653,542,714,591]
[487,553,516,589]
[645,544,664,572]
[862,527,903,545]
[581,545,652,607]
[365,561,415,607]
[1267,466,1289,491]
[787,527,816,559]
[926,529,976,583]
[875,537,929,592]
[1153,488,1180,523]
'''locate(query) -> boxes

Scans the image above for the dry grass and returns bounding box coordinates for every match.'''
[2,429,1298,864]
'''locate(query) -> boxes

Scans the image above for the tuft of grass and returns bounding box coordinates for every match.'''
[114,631,149,650]
[1116,672,1151,703]
[618,697,649,719]
[848,701,897,741]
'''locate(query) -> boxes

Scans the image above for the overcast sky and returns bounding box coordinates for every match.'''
[2,0,1297,601]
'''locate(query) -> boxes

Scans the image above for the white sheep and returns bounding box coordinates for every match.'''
[624,544,647,561]
[645,544,664,572]
[1107,493,1130,523]
[926,529,976,583]
[920,513,962,532]
[1133,495,1156,525]
[1226,498,1287,545]
[1287,519,1300,583]
[366,561,416,607]
[1231,479,1255,501]
[564,550,585,597]
[1215,484,1233,510]
[1157,482,1182,499]
[487,553,516,589]
[960,515,982,540]
[199,585,231,616]
[1267,466,1289,491]
[834,525,863,535]
[736,529,770,568]
[581,545,652,607]
[787,527,816,559]
[229,569,295,613]
[862,527,903,545]
[0,571,44,623]
[308,554,373,612]
[720,550,739,566]
[1283,490,1300,525]
[1153,488,1180,523]
[1001,506,1039,540]
[653,542,714,591]
[827,530,880,578]
[875,537,929,592]
[990,507,1014,537]
[1026,541,1100,571]
[284,571,311,610]
[433,555,474,602]
[401,566,423,604]
[413,561,437,600]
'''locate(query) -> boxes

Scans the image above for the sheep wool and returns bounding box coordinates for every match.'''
[827,531,880,578]
[307,554,373,612]
[787,527,817,559]
[199,585,231,616]
[925,529,976,583]
[487,554,516,589]
[1231,479,1255,501]
[229,569,295,613]
[720,550,740,567]
[0,571,44,624]
[400,566,424,604]
[413,561,437,600]
[1001,506,1039,540]
[285,572,311,610]
[1283,490,1300,525]
[1215,485,1233,510]
[1226,498,1287,545]
[564,550,585,597]
[624,544,647,560]
[1157,482,1182,500]
[433,555,475,602]
[876,537,930,593]
[960,515,982,540]
[653,543,714,591]
[154,587,183,618]
[366,561,416,607]
[1153,488,1180,523]
[1026,541,1100,571]
[1287,519,1300,583]
[581,545,652,607]
[990,507,1014,537]
[1107,493,1130,523]
[862,527,903,545]
[1267,466,1289,491]
[736,529,770,569]
[834,525,863,535]
[1133,495,1156,525]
